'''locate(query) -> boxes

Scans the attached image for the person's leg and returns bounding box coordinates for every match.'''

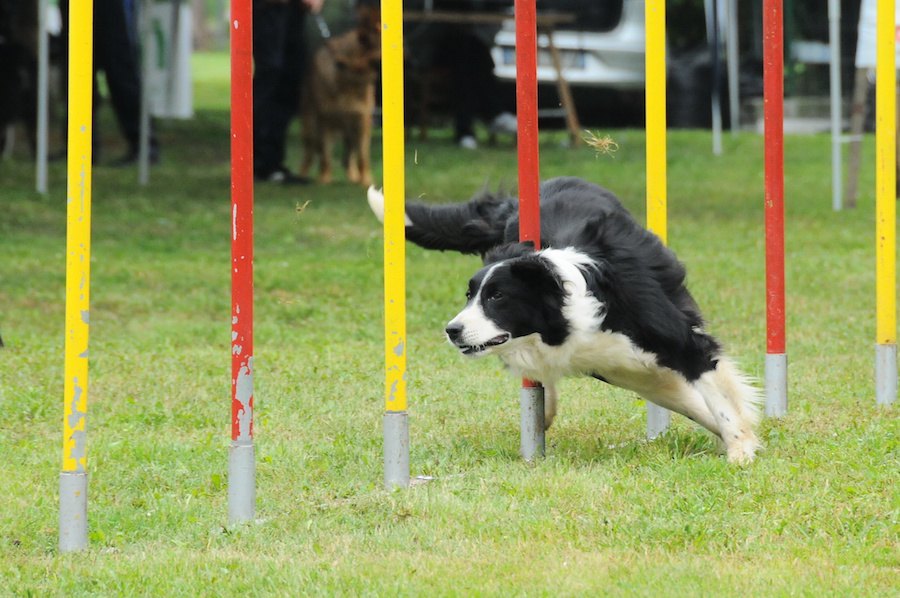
[253,0,306,178]
[95,0,158,161]
[464,34,516,137]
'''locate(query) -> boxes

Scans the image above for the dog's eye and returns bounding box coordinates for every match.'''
[465,289,473,300]
[488,290,503,301]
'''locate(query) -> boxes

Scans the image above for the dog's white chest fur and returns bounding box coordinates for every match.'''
[498,327,670,394]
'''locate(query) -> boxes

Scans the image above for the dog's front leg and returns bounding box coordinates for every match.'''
[319,128,334,184]
[357,112,373,187]
[344,122,360,183]
[299,126,316,179]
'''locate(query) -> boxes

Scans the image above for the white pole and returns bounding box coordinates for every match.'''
[138,0,151,185]
[646,402,670,439]
[167,0,182,110]
[36,0,50,194]
[706,0,723,155]
[726,0,739,132]
[829,0,843,211]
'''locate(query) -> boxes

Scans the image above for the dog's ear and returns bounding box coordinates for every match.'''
[508,254,563,293]
[483,242,535,265]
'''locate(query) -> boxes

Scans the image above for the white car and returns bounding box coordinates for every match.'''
[491,0,645,90]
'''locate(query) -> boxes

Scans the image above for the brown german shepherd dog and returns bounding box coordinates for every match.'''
[299,5,380,186]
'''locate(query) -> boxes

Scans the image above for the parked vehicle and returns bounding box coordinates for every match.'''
[490,0,645,90]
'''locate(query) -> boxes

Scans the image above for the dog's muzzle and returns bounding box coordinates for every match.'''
[445,323,510,356]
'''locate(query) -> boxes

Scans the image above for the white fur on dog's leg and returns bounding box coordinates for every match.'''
[695,358,762,465]
[543,384,558,430]
[366,186,412,225]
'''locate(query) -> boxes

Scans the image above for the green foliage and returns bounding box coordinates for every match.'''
[0,52,896,595]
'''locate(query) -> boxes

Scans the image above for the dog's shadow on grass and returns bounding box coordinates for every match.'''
[550,424,720,465]
[441,419,721,470]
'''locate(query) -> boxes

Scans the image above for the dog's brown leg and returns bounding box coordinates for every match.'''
[357,112,373,187]
[318,128,334,184]
[344,122,361,183]
[299,126,315,179]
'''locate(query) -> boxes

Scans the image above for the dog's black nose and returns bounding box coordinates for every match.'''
[445,323,463,342]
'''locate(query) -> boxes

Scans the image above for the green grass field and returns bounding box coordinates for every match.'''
[1,52,897,596]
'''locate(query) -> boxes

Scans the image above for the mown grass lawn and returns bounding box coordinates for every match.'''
[0,52,897,596]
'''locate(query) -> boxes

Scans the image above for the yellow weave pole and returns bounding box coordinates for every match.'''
[60,0,94,552]
[645,0,671,435]
[646,0,667,246]
[875,0,897,405]
[381,0,410,487]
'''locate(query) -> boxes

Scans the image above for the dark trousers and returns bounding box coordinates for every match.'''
[94,0,143,153]
[433,28,501,140]
[253,0,307,175]
[62,0,157,157]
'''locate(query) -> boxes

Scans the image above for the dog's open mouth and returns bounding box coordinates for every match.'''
[458,334,510,355]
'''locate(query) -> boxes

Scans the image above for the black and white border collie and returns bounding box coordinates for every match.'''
[367,177,761,464]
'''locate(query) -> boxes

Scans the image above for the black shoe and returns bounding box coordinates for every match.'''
[254,166,310,185]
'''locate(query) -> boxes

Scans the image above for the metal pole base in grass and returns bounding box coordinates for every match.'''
[228,443,255,525]
[765,353,788,417]
[59,472,87,553]
[384,412,410,489]
[519,384,545,461]
[646,403,671,439]
[875,344,897,405]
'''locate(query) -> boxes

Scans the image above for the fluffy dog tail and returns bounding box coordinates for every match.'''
[366,186,516,255]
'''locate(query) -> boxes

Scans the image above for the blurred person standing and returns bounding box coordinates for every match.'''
[61,0,160,164]
[253,0,325,183]
[406,0,515,150]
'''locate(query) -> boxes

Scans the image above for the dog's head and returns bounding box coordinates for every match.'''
[354,3,381,68]
[445,245,571,357]
[325,4,381,84]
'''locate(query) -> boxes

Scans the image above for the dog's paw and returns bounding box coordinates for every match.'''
[367,185,386,222]
[725,433,761,465]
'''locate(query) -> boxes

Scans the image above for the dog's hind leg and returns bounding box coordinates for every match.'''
[643,383,721,439]
[693,358,761,465]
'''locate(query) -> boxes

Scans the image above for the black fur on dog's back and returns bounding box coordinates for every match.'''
[403,176,720,381]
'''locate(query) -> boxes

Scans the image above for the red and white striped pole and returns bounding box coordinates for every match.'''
[515,0,544,460]
[763,0,787,416]
[229,0,255,523]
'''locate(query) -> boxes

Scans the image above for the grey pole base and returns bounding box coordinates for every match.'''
[520,385,545,461]
[875,343,897,406]
[383,411,410,489]
[765,352,788,417]
[646,403,670,439]
[228,442,255,525]
[59,471,88,553]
